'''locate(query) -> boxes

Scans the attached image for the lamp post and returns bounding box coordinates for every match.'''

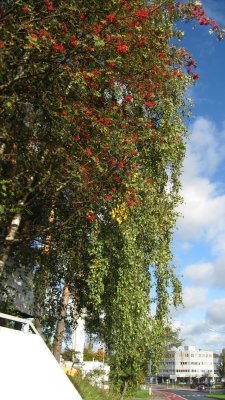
[102,346,105,365]
[148,359,152,395]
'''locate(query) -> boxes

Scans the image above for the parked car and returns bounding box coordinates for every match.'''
[197,384,209,391]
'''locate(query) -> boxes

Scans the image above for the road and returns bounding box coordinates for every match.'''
[153,388,220,400]
[165,389,207,399]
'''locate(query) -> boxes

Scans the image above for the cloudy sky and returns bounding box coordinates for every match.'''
[171,0,225,353]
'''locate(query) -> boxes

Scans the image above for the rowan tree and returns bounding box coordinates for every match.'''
[0,0,224,394]
[1,0,222,274]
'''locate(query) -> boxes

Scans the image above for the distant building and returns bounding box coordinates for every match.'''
[157,346,215,384]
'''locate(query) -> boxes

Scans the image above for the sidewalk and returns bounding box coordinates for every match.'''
[152,390,169,399]
[130,388,169,400]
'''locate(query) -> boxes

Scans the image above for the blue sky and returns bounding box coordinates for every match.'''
[170,0,225,353]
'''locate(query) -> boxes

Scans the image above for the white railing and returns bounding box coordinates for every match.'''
[0,311,39,335]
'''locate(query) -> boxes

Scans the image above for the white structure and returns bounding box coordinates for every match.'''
[159,346,214,383]
[0,313,82,400]
[81,361,110,379]
[65,360,110,382]
[72,316,85,363]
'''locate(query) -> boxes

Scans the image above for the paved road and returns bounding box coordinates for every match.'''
[154,389,211,400]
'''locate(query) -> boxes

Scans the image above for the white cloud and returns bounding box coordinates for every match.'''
[179,320,209,337]
[172,303,225,352]
[183,286,208,309]
[178,178,225,241]
[170,286,207,318]
[172,319,217,351]
[183,262,214,285]
[177,117,225,254]
[183,260,225,288]
[206,298,225,325]
[172,116,225,352]
[184,117,225,177]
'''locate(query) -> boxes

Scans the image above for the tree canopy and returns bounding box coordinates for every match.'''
[216,349,225,382]
[0,0,223,394]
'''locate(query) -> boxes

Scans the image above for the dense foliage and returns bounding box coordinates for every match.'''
[216,349,225,386]
[0,0,223,394]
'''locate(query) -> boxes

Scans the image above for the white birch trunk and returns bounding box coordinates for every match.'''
[0,172,34,278]
[0,201,24,277]
[0,143,6,156]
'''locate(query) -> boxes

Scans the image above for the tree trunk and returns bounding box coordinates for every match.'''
[34,317,43,335]
[32,210,55,335]
[52,284,71,362]
[0,142,6,155]
[0,207,23,278]
[120,380,128,400]
[0,171,34,278]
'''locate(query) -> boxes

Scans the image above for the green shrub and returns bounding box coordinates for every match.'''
[70,376,121,400]
[70,375,151,399]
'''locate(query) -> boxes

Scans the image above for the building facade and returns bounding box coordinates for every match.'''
[158,346,215,384]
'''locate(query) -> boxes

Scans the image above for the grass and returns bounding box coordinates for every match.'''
[128,389,150,398]
[70,376,121,400]
[70,376,151,400]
